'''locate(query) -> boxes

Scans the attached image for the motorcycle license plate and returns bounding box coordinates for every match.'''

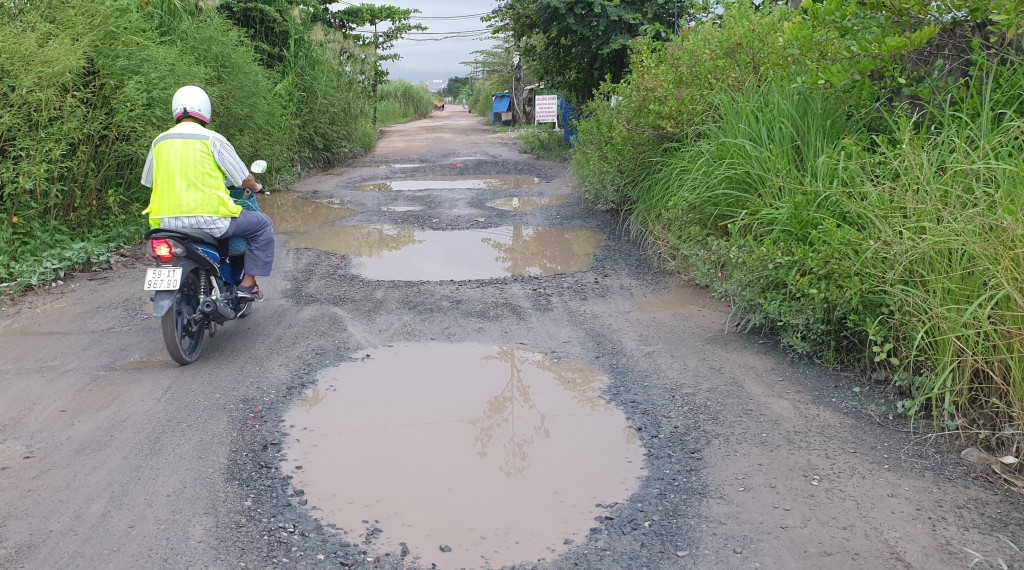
[144,267,183,291]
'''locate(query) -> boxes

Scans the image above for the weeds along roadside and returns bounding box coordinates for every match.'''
[569,1,1024,456]
[0,0,375,294]
[377,81,436,127]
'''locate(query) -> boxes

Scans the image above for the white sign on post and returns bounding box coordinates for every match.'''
[534,95,559,127]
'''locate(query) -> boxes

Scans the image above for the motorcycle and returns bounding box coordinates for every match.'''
[143,160,268,365]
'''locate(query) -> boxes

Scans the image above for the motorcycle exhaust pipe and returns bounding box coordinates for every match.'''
[199,296,236,322]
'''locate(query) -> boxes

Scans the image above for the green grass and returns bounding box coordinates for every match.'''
[1,215,145,294]
[622,70,1024,453]
[517,126,570,162]
[377,80,435,126]
[1,0,374,294]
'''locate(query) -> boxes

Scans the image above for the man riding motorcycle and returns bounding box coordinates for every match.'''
[141,85,273,301]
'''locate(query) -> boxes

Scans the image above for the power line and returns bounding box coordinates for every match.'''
[327,3,488,21]
[402,33,491,42]
[411,13,490,20]
[351,29,489,36]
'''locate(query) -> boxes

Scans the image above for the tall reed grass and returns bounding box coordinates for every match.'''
[377,80,435,126]
[1,0,373,292]
[862,66,1024,450]
[628,69,1024,452]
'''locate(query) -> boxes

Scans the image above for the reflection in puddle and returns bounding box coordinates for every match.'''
[288,225,421,258]
[118,360,171,370]
[380,206,424,212]
[355,176,541,192]
[487,196,570,212]
[283,343,645,569]
[258,193,357,233]
[287,225,603,280]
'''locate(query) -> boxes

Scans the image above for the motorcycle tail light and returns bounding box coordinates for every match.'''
[149,238,183,263]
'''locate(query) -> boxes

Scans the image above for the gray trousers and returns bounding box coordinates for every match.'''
[224,210,275,277]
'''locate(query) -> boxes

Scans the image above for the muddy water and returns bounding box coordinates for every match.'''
[283,343,645,569]
[354,176,541,192]
[636,285,710,314]
[487,196,570,213]
[286,225,604,280]
[258,192,357,233]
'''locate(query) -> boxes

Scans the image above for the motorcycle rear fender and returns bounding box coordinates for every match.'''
[151,259,200,317]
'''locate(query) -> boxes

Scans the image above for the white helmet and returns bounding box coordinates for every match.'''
[171,85,212,124]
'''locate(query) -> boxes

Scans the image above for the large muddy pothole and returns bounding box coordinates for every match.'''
[259,192,357,233]
[287,225,604,280]
[283,343,645,569]
[354,177,541,192]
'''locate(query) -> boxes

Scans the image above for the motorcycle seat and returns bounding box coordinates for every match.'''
[146,228,220,247]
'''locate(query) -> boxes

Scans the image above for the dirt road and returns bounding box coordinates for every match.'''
[1,111,1022,570]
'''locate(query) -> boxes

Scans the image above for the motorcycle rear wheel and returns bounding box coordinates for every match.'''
[161,271,206,365]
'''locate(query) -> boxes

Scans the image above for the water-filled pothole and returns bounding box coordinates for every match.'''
[286,225,604,280]
[380,206,424,212]
[354,177,540,192]
[283,343,645,569]
[637,285,709,314]
[259,192,357,233]
[487,196,571,212]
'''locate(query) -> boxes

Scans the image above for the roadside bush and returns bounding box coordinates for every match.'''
[518,126,569,162]
[571,2,795,207]
[629,67,1024,453]
[285,39,374,165]
[377,80,435,126]
[631,80,875,359]
[862,65,1024,450]
[0,0,372,292]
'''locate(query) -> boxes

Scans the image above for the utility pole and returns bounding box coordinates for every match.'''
[372,22,380,128]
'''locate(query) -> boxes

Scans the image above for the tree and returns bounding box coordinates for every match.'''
[442,76,470,99]
[318,3,426,126]
[487,0,689,104]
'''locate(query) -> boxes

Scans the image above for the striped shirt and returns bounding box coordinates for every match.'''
[140,123,250,237]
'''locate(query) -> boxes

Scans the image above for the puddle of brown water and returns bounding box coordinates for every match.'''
[487,196,570,213]
[258,193,357,234]
[380,206,424,212]
[286,225,604,280]
[636,285,710,315]
[354,176,540,192]
[283,343,645,569]
[118,360,172,370]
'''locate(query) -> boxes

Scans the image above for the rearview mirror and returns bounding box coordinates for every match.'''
[250,160,268,174]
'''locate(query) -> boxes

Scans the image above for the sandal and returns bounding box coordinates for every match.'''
[237,282,264,302]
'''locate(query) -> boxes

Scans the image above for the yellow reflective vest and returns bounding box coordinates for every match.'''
[145,123,241,229]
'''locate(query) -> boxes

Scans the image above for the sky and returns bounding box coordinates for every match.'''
[333,1,500,84]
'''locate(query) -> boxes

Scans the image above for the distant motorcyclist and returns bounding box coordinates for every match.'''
[141,85,273,300]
